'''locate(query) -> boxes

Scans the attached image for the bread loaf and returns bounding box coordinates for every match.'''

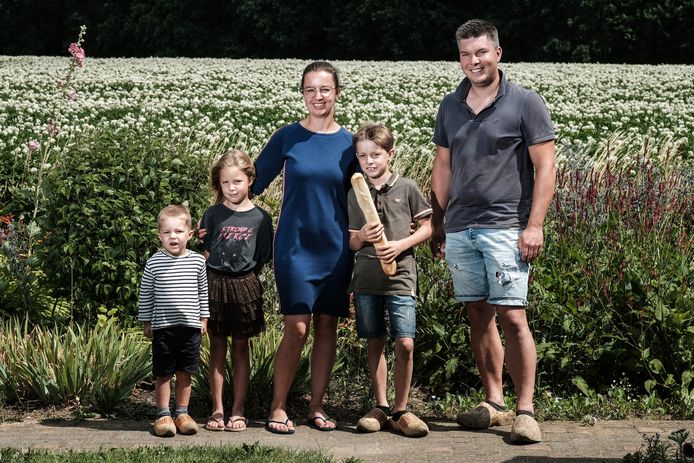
[350,173,397,277]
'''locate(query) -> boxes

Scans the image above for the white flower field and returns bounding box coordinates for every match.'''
[1,57,693,160]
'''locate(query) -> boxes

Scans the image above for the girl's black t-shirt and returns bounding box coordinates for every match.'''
[202,204,273,275]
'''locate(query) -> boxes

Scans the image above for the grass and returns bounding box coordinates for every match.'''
[0,443,359,463]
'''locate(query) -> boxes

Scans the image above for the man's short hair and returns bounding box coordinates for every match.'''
[455,19,499,49]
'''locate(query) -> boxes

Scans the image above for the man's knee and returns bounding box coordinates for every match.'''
[498,308,530,336]
[465,300,496,326]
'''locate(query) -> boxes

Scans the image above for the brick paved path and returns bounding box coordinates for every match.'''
[1,418,692,462]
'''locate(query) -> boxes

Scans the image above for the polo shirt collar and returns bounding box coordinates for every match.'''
[366,172,399,193]
[454,69,508,103]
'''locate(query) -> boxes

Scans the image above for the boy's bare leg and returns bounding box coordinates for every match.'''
[155,376,172,409]
[392,337,414,412]
[174,371,192,408]
[366,336,389,407]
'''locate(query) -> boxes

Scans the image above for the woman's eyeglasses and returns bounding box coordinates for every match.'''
[301,87,335,97]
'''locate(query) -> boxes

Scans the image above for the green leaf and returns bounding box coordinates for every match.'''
[648,358,664,373]
[644,379,657,393]
[641,347,650,360]
[654,300,665,321]
[571,376,592,397]
[27,221,41,237]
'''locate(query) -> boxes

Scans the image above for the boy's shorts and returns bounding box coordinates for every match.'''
[354,293,416,339]
[444,227,529,307]
[152,326,202,378]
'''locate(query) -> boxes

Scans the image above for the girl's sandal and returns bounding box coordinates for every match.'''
[205,415,225,432]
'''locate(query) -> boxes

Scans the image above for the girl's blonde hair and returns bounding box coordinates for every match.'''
[210,149,255,204]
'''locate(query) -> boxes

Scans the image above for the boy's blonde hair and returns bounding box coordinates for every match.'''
[352,123,395,152]
[157,205,192,229]
[210,149,255,204]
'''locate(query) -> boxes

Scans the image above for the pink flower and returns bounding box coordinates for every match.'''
[67,89,77,101]
[28,140,40,151]
[68,42,85,67]
[46,121,59,135]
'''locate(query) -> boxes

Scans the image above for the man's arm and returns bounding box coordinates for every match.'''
[518,140,556,262]
[430,145,451,258]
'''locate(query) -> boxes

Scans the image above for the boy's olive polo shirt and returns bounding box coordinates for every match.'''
[348,173,432,296]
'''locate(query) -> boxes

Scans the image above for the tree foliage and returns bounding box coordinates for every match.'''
[0,0,690,63]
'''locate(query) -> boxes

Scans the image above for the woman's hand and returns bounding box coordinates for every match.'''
[196,218,207,245]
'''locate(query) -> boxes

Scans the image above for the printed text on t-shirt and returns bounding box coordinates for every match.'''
[219,226,254,241]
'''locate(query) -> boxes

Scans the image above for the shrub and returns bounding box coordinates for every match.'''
[0,317,150,413]
[531,139,693,400]
[35,129,215,320]
[89,321,152,414]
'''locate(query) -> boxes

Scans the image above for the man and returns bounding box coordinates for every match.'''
[430,19,556,444]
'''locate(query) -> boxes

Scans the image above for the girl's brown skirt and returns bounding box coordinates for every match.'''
[207,270,265,338]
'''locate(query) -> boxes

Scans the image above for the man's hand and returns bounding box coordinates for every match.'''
[143,322,152,338]
[518,226,544,262]
[430,145,451,260]
[200,319,208,336]
[430,223,446,259]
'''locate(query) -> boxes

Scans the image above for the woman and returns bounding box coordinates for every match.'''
[252,61,357,434]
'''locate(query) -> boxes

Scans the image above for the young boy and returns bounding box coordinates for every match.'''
[348,123,433,437]
[138,205,209,437]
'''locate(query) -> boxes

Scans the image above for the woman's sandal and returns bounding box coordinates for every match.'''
[225,416,248,432]
[265,417,295,435]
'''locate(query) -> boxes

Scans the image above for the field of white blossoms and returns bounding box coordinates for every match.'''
[1,57,693,161]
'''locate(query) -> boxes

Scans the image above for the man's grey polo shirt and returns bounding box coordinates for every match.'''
[433,70,555,231]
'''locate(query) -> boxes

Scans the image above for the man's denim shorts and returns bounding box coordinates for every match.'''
[354,293,416,339]
[444,228,529,307]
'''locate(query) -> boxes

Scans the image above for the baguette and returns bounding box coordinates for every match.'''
[350,173,397,277]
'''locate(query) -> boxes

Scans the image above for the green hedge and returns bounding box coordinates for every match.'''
[1,130,692,411]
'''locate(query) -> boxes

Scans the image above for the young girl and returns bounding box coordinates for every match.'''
[201,149,273,432]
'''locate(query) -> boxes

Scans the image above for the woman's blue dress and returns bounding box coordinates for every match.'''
[252,122,357,316]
